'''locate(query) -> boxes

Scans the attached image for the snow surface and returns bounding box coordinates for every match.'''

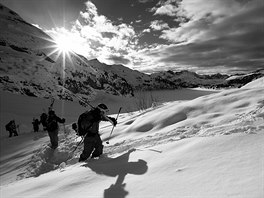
[0,82,264,198]
[241,76,264,89]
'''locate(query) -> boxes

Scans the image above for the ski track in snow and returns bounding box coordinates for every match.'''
[16,99,264,181]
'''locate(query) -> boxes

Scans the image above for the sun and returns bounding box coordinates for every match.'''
[45,29,90,65]
[47,28,89,60]
[54,34,75,54]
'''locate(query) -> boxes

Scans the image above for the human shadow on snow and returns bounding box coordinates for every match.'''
[82,149,148,198]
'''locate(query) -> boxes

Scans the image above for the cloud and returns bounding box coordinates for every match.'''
[150,20,169,31]
[154,0,263,44]
[43,1,140,66]
[51,1,138,64]
[139,26,264,74]
[151,0,180,16]
[142,0,264,73]
[43,0,263,74]
[107,55,131,65]
[143,28,151,33]
[81,1,98,21]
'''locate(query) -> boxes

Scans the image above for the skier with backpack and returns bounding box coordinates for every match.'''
[32,118,41,132]
[72,103,117,162]
[46,108,65,149]
[5,120,18,137]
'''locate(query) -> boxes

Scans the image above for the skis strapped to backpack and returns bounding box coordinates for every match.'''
[49,98,55,111]
[41,98,55,131]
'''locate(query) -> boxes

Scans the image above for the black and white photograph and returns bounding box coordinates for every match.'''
[0,0,263,197]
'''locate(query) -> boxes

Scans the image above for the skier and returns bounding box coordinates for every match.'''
[46,109,65,149]
[5,120,18,137]
[74,103,117,162]
[32,118,41,132]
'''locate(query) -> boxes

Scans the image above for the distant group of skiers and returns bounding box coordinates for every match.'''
[32,118,41,132]
[5,102,118,162]
[5,120,19,137]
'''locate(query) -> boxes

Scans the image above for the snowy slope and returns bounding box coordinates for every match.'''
[1,133,263,198]
[241,76,264,89]
[1,79,263,198]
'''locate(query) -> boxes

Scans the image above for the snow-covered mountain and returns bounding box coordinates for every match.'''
[150,70,227,88]
[150,69,264,89]
[88,59,179,90]
[88,59,153,89]
[89,59,264,90]
[225,69,264,88]
[0,4,134,104]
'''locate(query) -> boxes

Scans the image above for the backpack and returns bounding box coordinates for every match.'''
[77,110,96,136]
[46,116,58,131]
[5,122,11,131]
[40,113,48,127]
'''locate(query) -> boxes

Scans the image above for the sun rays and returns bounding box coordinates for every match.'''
[48,32,75,63]
[53,33,76,55]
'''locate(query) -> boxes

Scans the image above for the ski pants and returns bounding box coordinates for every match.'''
[33,126,39,132]
[80,133,104,161]
[8,130,18,137]
[48,129,58,149]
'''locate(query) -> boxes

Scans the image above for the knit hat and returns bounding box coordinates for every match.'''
[97,103,108,111]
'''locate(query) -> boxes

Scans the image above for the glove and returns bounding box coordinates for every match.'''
[109,117,117,126]
[61,118,66,123]
[72,123,77,131]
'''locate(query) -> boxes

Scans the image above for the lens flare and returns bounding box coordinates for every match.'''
[54,34,74,54]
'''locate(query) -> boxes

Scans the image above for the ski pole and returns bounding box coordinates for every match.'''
[49,98,55,110]
[71,134,86,154]
[63,123,68,140]
[106,107,122,144]
[66,137,84,161]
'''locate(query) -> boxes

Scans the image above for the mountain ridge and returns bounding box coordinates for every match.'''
[89,58,264,90]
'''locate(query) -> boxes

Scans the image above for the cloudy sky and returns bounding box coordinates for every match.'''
[1,0,263,74]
